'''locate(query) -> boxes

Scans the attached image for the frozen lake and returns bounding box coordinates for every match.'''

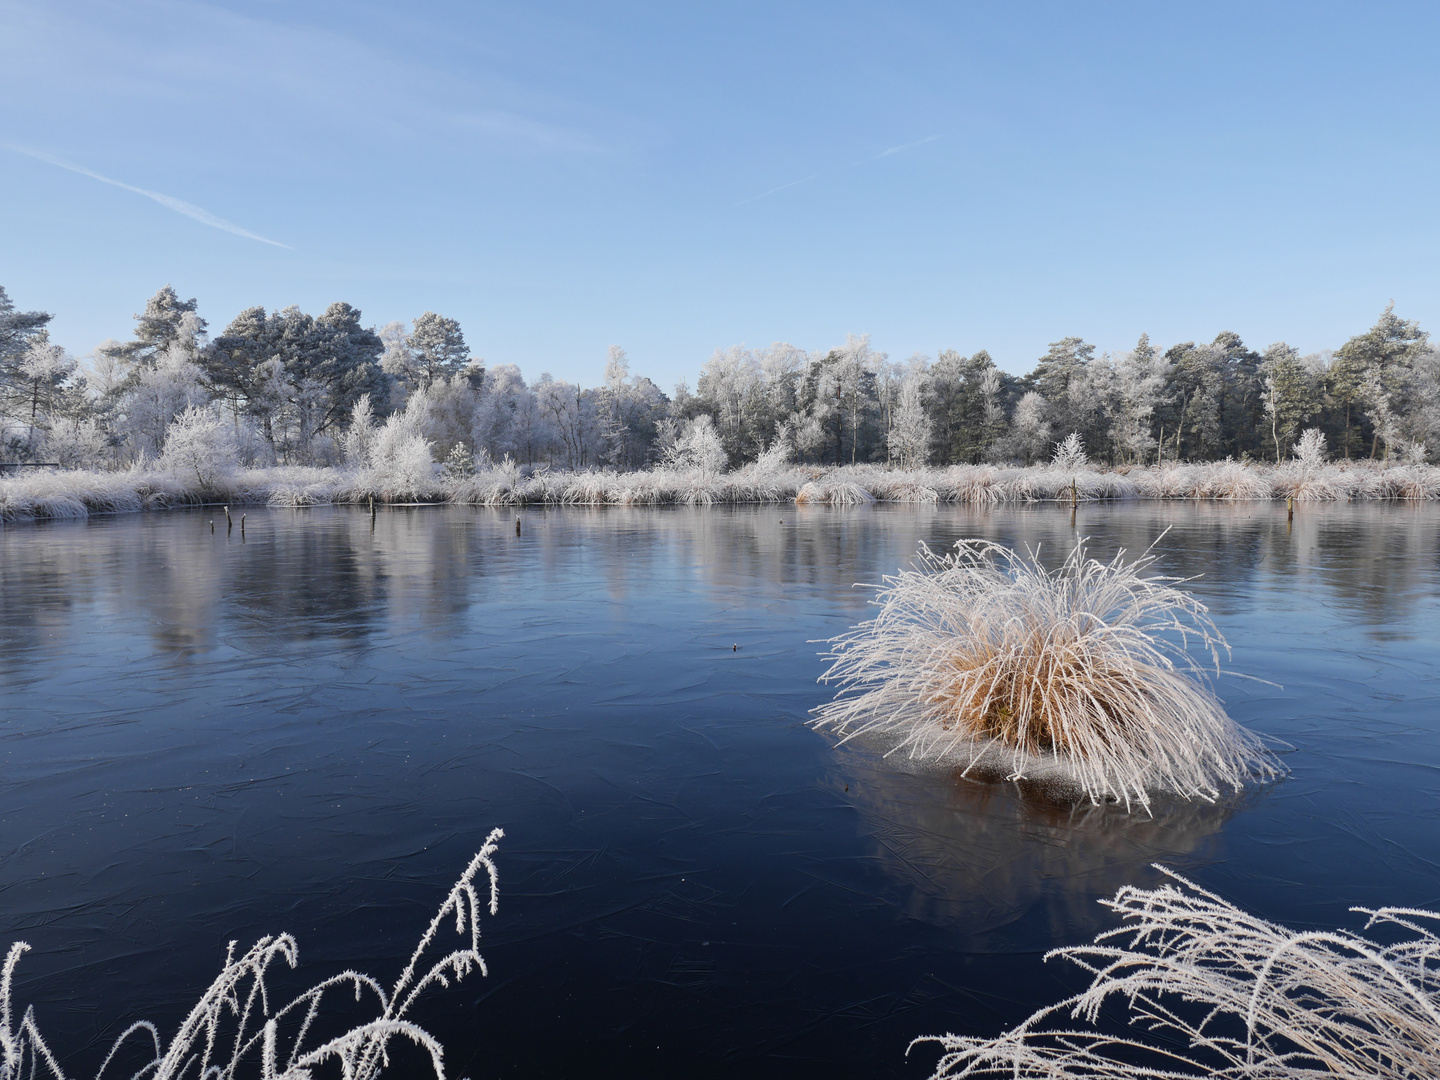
[2,502,1438,1078]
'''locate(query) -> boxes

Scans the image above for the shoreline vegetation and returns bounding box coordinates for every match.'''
[6,286,1440,517]
[4,456,1440,525]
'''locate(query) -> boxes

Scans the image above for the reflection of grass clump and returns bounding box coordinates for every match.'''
[812,538,1281,811]
[916,868,1440,1079]
[1,829,502,1080]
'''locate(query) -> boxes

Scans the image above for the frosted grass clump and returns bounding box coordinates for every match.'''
[811,538,1281,811]
[916,867,1440,1079]
[1,829,503,1080]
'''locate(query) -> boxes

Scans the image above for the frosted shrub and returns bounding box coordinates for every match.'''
[341,394,377,467]
[365,400,436,496]
[1051,432,1086,471]
[1294,427,1327,470]
[812,538,1281,811]
[0,830,503,1080]
[753,438,792,472]
[917,868,1440,1080]
[663,415,728,477]
[158,406,238,489]
[441,441,478,481]
[44,418,109,471]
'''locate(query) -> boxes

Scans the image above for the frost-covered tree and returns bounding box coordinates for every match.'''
[887,356,931,468]
[46,417,109,469]
[1260,343,1320,463]
[1401,345,1440,459]
[1001,390,1052,464]
[98,285,206,373]
[470,363,526,461]
[1028,337,1095,439]
[1052,431,1087,470]
[1294,426,1327,469]
[663,414,728,476]
[834,333,883,465]
[410,367,487,461]
[116,311,209,460]
[18,335,75,439]
[364,388,436,488]
[205,303,386,463]
[925,349,1010,465]
[1160,340,1229,461]
[159,405,238,486]
[697,345,759,464]
[1,287,58,460]
[535,374,591,469]
[1112,334,1168,464]
[409,312,472,389]
[756,343,805,448]
[340,393,377,466]
[1328,303,1429,459]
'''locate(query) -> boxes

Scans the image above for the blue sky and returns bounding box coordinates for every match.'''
[3,1,1438,385]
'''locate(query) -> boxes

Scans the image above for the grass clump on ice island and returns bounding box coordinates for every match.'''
[916,868,1440,1080]
[812,537,1282,812]
[0,829,502,1080]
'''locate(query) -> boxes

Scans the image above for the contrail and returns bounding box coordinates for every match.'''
[872,134,940,160]
[6,145,293,250]
[730,173,820,208]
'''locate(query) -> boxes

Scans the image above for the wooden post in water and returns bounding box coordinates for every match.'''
[1070,478,1078,509]
[240,513,246,539]
[209,520,215,534]
[515,517,522,536]
[1287,495,1294,522]
[224,505,232,531]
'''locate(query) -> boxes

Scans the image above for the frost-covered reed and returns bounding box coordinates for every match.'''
[811,538,1281,811]
[916,867,1440,1080]
[0,829,503,1080]
[4,457,1440,524]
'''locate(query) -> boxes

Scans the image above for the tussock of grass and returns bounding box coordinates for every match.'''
[915,867,1440,1079]
[0,829,503,1080]
[811,538,1281,811]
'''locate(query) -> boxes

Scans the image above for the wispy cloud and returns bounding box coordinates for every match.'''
[872,134,941,161]
[5,145,292,249]
[733,135,942,207]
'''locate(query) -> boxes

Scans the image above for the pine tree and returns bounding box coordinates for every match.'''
[1260,343,1319,462]
[100,285,206,371]
[410,312,471,388]
[1329,303,1428,458]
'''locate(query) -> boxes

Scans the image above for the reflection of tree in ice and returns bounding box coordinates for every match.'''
[826,744,1249,941]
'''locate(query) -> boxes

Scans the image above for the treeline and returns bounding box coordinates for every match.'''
[3,284,1437,472]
